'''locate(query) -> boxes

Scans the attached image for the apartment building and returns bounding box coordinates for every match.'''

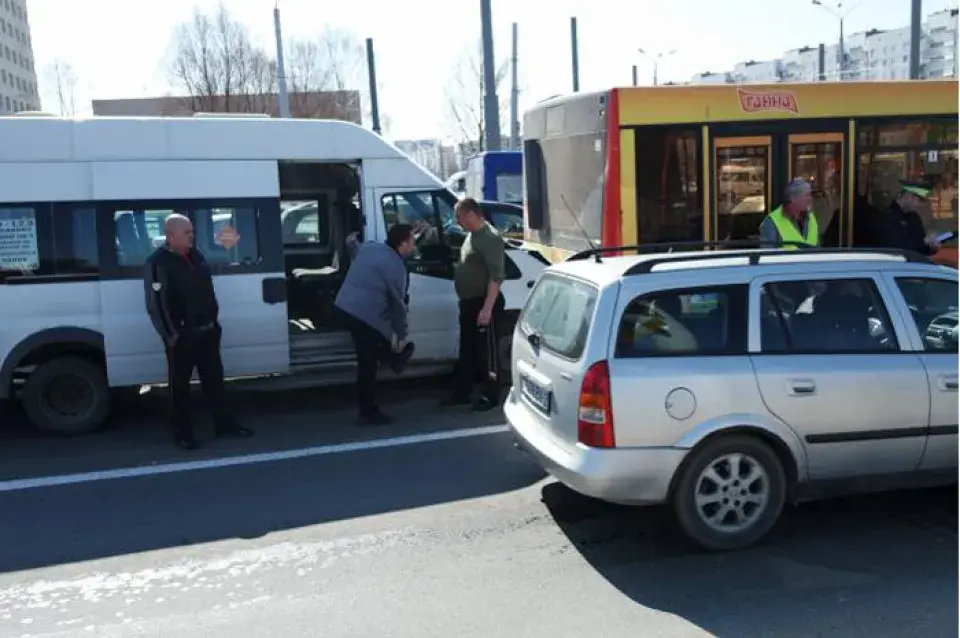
[0,0,38,113]
[692,7,958,84]
[394,139,460,180]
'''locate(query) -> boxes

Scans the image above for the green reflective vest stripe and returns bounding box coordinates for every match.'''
[767,206,819,250]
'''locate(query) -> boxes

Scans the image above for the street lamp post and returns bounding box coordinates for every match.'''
[638,48,677,86]
[812,0,857,80]
[273,1,291,117]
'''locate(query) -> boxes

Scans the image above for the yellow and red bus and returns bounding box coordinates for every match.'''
[521,79,958,265]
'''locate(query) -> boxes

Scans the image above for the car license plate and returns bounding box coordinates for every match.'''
[520,374,552,414]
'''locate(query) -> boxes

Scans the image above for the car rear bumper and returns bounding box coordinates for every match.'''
[504,394,687,506]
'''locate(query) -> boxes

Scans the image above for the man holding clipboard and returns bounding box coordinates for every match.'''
[880,179,953,256]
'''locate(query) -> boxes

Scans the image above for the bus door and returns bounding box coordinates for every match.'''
[786,133,846,247]
[711,135,773,243]
[708,125,848,247]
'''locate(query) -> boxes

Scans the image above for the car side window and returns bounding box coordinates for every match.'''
[614,286,748,358]
[895,277,958,353]
[759,278,898,353]
[380,190,454,258]
[280,200,328,248]
[380,190,457,279]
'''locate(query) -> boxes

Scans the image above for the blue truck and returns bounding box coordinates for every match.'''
[464,151,523,205]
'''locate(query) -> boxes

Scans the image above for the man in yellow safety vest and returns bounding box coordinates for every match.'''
[759,178,819,250]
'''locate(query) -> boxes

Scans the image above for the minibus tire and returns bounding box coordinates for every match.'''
[22,356,110,435]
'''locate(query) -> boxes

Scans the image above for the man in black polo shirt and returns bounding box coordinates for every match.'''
[144,214,253,450]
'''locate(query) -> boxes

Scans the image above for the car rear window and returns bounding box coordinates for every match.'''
[614,285,748,357]
[519,274,598,360]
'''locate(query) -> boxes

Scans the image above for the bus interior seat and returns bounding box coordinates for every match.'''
[284,193,357,333]
[115,212,153,265]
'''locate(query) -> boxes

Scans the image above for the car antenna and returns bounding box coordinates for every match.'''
[559,193,602,262]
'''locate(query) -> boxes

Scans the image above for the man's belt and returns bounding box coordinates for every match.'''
[184,322,216,333]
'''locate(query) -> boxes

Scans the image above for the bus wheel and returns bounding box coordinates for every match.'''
[22,356,110,435]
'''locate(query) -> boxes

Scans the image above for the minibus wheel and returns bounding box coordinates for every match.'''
[22,356,110,435]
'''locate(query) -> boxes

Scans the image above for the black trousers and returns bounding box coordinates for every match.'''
[453,294,505,402]
[341,312,392,415]
[165,324,234,436]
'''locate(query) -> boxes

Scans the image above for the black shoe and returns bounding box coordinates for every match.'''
[175,433,200,450]
[439,394,472,408]
[388,342,416,375]
[358,410,392,426]
[472,396,501,413]
[216,425,255,439]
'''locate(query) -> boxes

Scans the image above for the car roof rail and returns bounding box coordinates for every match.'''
[565,240,932,263]
[620,244,933,276]
[567,240,801,262]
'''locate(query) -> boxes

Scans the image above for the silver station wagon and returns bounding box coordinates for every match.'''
[505,247,958,550]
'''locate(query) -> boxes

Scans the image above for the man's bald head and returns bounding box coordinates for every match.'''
[164,213,194,253]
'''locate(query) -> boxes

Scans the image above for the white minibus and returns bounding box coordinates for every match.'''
[0,115,546,433]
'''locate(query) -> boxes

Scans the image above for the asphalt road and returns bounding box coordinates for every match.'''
[0,386,956,637]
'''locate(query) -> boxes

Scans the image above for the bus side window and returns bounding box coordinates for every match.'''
[193,206,261,268]
[0,204,99,282]
[114,210,174,267]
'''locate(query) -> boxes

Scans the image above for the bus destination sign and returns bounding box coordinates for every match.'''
[737,89,799,115]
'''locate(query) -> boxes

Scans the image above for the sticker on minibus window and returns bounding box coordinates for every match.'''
[0,208,39,271]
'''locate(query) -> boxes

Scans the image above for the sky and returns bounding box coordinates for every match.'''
[25,0,959,141]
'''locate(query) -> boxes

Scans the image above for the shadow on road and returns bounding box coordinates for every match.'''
[0,427,544,574]
[1,375,449,439]
[0,377,499,481]
[543,482,958,637]
[0,378,549,575]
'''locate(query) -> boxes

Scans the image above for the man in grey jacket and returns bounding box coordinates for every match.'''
[335,224,416,425]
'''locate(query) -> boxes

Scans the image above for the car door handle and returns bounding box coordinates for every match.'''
[786,379,817,396]
[937,374,958,391]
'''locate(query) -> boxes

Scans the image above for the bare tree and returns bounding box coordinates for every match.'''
[445,42,510,154]
[166,6,366,122]
[168,3,264,113]
[285,26,366,121]
[316,26,365,91]
[46,59,77,116]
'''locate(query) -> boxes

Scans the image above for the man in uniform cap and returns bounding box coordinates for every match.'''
[879,179,942,256]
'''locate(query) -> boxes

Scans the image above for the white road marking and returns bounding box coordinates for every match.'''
[0,424,511,494]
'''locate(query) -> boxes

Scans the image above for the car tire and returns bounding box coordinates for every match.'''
[22,356,111,436]
[672,434,786,551]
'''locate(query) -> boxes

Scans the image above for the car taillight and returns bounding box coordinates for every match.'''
[577,360,615,448]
